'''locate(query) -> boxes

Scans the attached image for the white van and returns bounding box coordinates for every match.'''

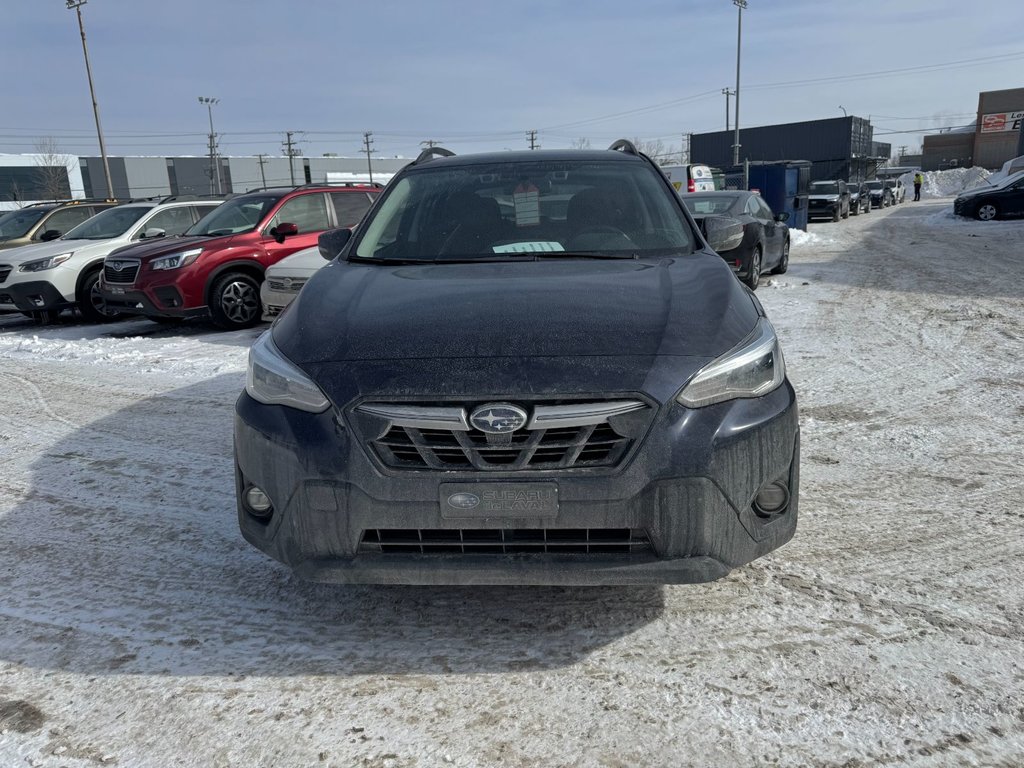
[661,164,716,193]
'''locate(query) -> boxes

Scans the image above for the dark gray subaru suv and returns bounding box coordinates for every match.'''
[234,141,799,585]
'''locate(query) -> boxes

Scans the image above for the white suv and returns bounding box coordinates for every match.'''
[0,197,222,322]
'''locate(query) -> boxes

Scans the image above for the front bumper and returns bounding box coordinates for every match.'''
[259,282,297,322]
[234,383,800,585]
[99,280,208,320]
[3,279,74,313]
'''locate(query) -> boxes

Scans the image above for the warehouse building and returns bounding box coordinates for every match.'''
[0,153,409,209]
[921,87,1024,171]
[691,116,889,183]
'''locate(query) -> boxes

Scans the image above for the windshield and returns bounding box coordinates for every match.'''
[810,182,841,194]
[354,160,694,261]
[0,208,48,240]
[187,195,279,236]
[682,195,739,215]
[63,206,149,240]
[864,181,883,190]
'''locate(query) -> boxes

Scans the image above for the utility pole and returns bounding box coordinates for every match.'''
[898,145,908,161]
[420,139,439,149]
[527,130,539,150]
[66,0,114,199]
[732,0,747,169]
[683,132,692,164]
[721,88,734,132]
[198,97,220,195]
[256,154,268,187]
[283,132,297,185]
[362,132,375,185]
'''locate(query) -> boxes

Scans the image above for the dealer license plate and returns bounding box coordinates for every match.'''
[440,483,558,518]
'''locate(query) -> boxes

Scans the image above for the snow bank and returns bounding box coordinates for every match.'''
[898,167,990,199]
[789,229,834,247]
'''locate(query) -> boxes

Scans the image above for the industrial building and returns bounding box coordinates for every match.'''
[691,116,890,183]
[0,153,410,210]
[921,87,1024,171]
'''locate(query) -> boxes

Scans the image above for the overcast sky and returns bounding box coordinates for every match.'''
[3,0,1022,161]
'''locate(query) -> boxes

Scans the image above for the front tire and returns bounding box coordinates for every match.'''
[77,267,122,323]
[743,246,762,290]
[771,239,790,275]
[209,272,262,330]
[975,202,999,221]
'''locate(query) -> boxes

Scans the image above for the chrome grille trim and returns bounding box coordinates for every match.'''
[357,400,646,431]
[357,399,650,471]
[267,277,308,292]
[359,528,652,555]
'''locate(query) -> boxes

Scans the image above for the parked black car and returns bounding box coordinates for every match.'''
[862,180,891,208]
[682,191,790,290]
[234,141,800,586]
[808,180,850,221]
[848,183,871,215]
[953,170,1024,220]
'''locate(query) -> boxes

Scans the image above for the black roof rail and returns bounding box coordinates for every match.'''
[293,181,385,190]
[414,146,456,165]
[24,197,120,207]
[608,139,640,156]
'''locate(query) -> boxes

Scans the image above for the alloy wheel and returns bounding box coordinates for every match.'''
[977,204,998,221]
[220,280,260,324]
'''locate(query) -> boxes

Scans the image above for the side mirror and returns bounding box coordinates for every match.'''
[271,222,299,243]
[318,227,353,261]
[702,215,744,253]
[774,212,790,223]
[142,228,166,240]
[40,229,62,242]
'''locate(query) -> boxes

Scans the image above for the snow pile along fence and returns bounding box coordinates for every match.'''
[899,167,991,199]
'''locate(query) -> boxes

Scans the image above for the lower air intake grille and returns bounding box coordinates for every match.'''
[360,528,652,555]
[0,266,11,283]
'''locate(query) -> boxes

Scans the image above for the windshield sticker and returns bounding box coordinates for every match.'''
[513,181,540,227]
[492,241,565,253]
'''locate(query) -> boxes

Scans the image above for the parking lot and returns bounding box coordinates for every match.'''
[1,200,1023,767]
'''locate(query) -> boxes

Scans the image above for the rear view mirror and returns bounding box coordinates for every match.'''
[318,227,353,261]
[142,228,166,239]
[774,212,790,223]
[40,229,62,242]
[702,215,744,253]
[272,222,299,243]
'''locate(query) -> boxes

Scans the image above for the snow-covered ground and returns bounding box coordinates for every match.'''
[2,199,1023,767]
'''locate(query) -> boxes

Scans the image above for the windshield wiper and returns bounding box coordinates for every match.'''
[357,255,535,265]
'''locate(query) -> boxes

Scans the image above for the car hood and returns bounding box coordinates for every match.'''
[0,238,99,265]
[105,234,230,261]
[266,246,324,279]
[274,252,759,369]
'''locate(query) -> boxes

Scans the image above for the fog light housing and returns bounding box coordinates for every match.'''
[244,485,274,519]
[753,481,789,518]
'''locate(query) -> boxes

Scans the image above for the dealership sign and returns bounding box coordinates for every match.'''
[980,110,1024,133]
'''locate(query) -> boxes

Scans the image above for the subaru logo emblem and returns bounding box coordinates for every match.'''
[110,261,125,271]
[447,492,480,510]
[469,404,528,434]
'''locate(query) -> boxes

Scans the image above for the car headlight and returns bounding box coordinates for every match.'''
[676,318,786,408]
[19,252,73,272]
[151,248,203,271]
[246,331,329,412]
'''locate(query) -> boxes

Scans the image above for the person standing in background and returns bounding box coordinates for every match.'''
[913,171,924,201]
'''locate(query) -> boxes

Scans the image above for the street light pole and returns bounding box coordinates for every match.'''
[198,97,221,195]
[66,0,114,199]
[732,0,747,169]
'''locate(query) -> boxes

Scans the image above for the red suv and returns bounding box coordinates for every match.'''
[98,183,381,328]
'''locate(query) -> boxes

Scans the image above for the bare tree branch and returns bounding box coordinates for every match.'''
[34,137,72,201]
